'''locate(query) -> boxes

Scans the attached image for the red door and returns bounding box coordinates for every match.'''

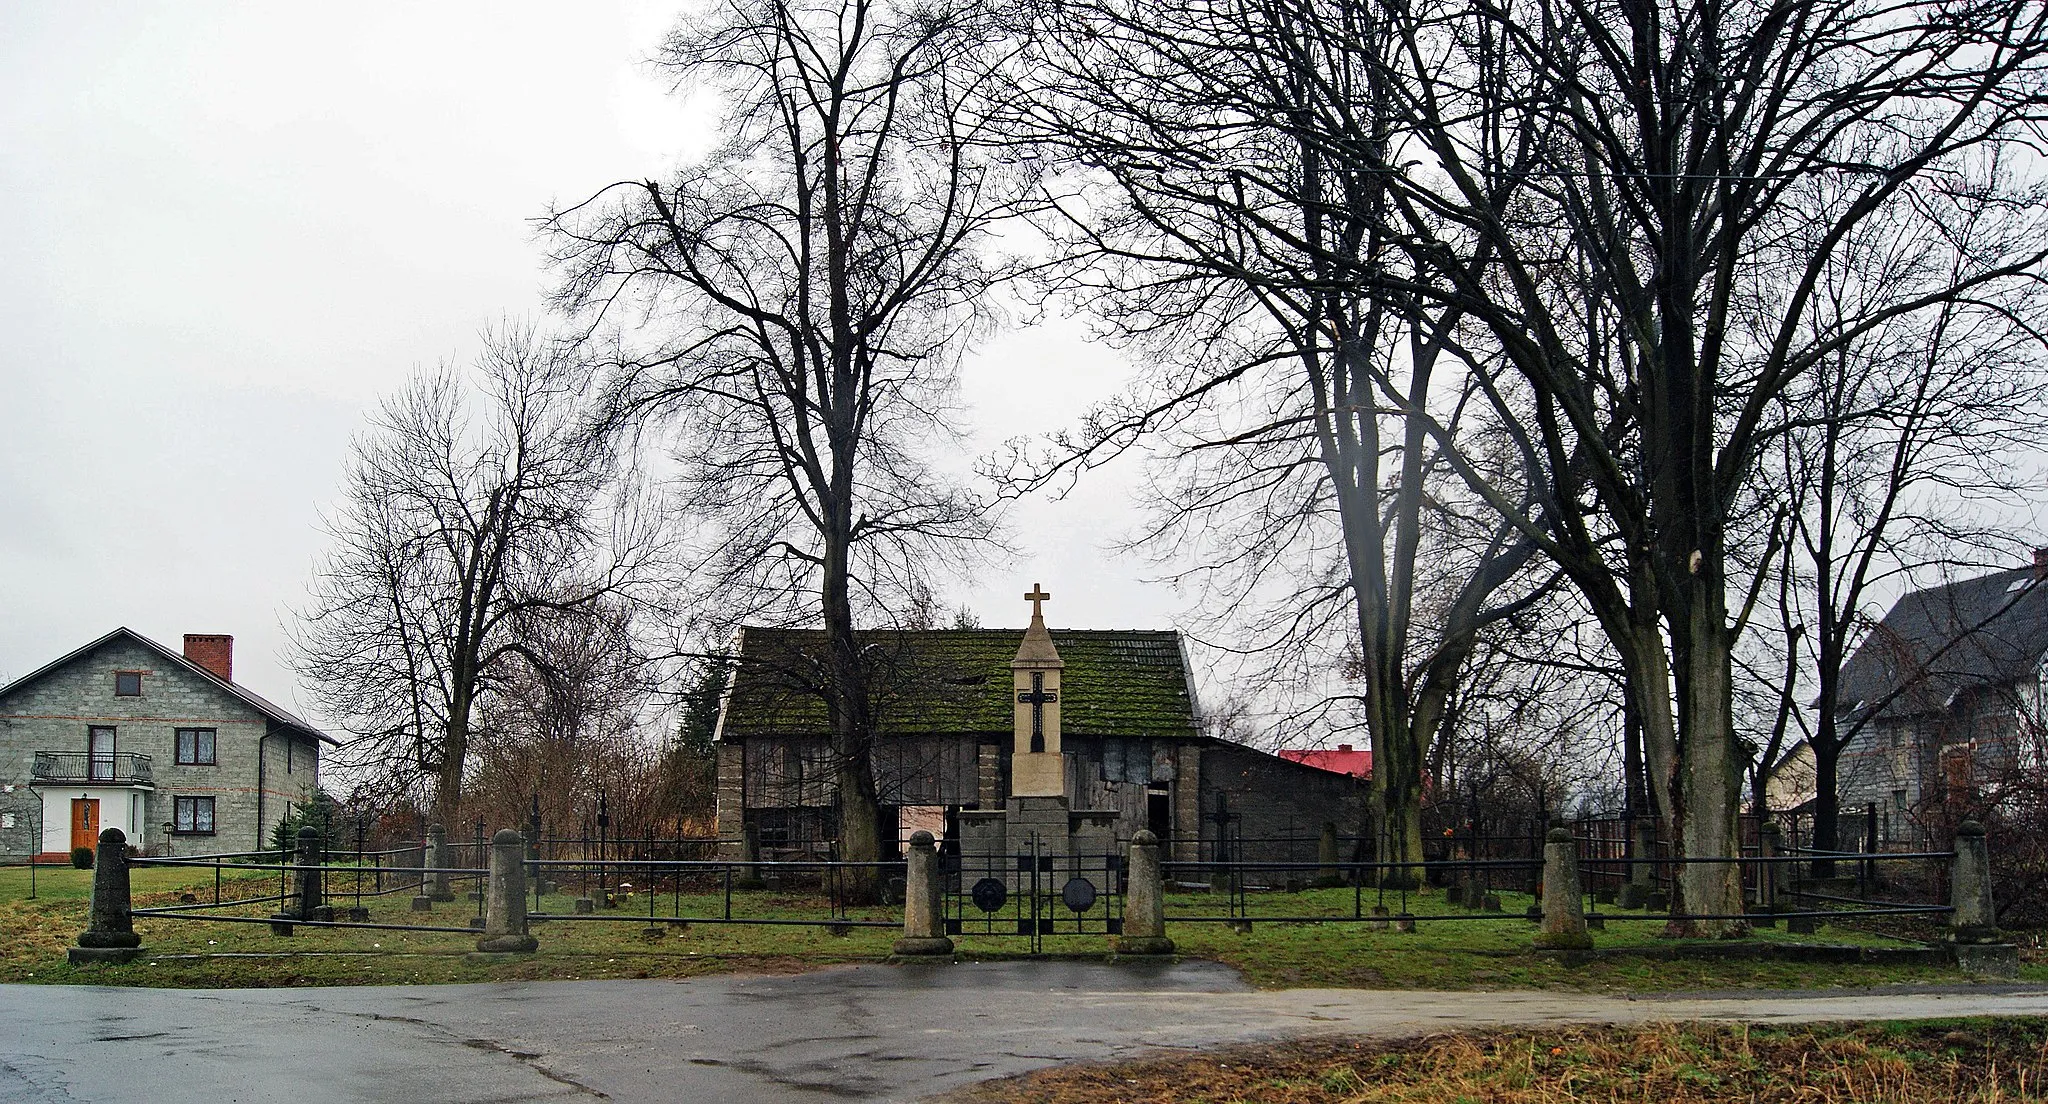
[71,798,100,852]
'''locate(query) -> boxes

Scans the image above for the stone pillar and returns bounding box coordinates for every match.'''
[477,829,538,953]
[892,830,953,956]
[1533,827,1591,950]
[426,823,455,902]
[1114,830,1175,955]
[1315,822,1343,887]
[1616,817,1654,909]
[1753,821,1782,928]
[297,826,329,921]
[1952,820,1997,942]
[70,828,145,964]
[1949,821,2018,977]
[715,743,747,861]
[272,825,325,933]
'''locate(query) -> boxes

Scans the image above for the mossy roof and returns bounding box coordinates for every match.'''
[717,627,1200,740]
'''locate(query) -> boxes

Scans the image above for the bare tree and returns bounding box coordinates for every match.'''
[1332,0,2048,932]
[545,0,1028,884]
[1756,183,2048,861]
[1001,0,1549,874]
[295,329,657,825]
[467,598,659,839]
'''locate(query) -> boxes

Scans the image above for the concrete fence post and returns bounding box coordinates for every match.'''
[270,825,326,934]
[892,830,953,957]
[1114,829,1176,956]
[1949,821,2018,977]
[476,829,538,953]
[70,827,144,964]
[298,826,331,922]
[1952,820,1997,942]
[1754,821,1782,928]
[1533,827,1592,951]
[1617,817,1654,909]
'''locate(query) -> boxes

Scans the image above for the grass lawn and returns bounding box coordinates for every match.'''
[941,1018,2048,1103]
[0,864,2035,992]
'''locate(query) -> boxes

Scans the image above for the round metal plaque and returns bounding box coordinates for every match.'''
[1062,876,1098,914]
[970,877,1008,913]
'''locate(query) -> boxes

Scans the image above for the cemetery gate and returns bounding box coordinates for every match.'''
[942,833,1122,953]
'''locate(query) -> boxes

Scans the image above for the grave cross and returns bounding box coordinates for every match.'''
[1025,584,1050,619]
[1018,671,1057,752]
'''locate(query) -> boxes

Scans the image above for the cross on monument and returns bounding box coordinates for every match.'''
[1025,583,1050,619]
[1019,671,1057,752]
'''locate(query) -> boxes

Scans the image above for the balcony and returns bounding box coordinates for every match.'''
[31,751,154,787]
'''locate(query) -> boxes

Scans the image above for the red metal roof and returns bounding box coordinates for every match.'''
[1279,744,1372,778]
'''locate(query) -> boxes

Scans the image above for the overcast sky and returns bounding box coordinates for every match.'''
[0,2,1185,720]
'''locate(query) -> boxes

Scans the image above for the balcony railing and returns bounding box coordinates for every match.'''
[31,751,154,785]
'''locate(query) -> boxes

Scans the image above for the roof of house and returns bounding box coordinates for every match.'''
[0,627,338,745]
[1836,566,2048,719]
[1279,745,1373,778]
[716,627,1201,740]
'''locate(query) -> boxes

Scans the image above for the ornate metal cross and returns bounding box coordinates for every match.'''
[1018,670,1057,752]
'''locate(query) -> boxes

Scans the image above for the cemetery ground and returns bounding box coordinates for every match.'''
[1,861,2037,992]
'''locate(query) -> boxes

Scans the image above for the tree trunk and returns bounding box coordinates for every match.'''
[1811,732,1842,879]
[1670,600,1748,937]
[436,696,471,828]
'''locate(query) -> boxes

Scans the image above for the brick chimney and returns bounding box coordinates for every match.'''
[183,634,233,682]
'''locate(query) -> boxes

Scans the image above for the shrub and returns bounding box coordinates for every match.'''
[70,846,94,870]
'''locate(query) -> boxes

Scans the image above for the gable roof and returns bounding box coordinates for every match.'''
[1836,567,2048,720]
[717,627,1200,741]
[0,627,338,745]
[1279,746,1373,779]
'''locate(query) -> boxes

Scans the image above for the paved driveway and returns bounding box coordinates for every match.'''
[4,962,2046,1102]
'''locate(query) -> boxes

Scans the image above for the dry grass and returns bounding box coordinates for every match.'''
[947,1020,2048,1103]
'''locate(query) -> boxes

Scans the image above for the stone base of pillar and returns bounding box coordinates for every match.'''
[1952,942,2019,978]
[346,907,370,922]
[429,891,457,903]
[310,906,335,923]
[1111,935,1175,956]
[1534,930,1594,950]
[573,897,595,914]
[68,945,147,965]
[475,933,538,954]
[268,912,296,936]
[891,935,956,956]
[410,896,433,911]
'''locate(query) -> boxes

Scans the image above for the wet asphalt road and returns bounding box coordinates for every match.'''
[3,962,2047,1102]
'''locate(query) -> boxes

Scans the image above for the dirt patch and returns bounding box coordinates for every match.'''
[941,1018,2048,1103]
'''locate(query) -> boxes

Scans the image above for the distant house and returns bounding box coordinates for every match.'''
[0,628,335,861]
[712,623,1368,864]
[1828,553,2048,843]
[1279,744,1373,779]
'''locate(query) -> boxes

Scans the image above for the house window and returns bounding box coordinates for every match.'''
[88,726,116,782]
[114,671,142,696]
[175,728,217,766]
[173,796,216,835]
